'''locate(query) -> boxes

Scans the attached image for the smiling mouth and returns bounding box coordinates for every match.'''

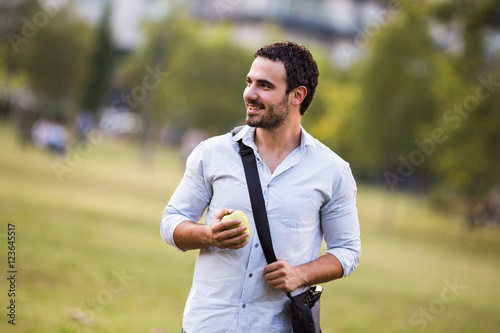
[248,106,263,111]
[246,103,265,112]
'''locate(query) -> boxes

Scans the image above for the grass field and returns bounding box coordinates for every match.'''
[1,121,499,333]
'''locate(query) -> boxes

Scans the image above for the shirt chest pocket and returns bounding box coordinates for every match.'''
[280,191,323,229]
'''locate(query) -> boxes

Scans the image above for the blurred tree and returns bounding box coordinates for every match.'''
[432,0,500,79]
[352,2,440,187]
[428,0,500,215]
[0,0,92,149]
[307,59,359,162]
[156,22,251,133]
[79,0,115,115]
[21,6,92,120]
[1,0,92,121]
[117,12,189,164]
[120,14,251,136]
[1,0,40,67]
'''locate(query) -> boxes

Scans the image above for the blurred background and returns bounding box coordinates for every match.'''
[1,0,500,332]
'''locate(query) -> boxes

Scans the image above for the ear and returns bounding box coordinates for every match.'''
[290,86,307,107]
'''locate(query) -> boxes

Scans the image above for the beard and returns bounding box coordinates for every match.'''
[245,94,290,130]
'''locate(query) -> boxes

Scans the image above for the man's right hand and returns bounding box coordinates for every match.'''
[172,209,249,251]
[208,209,249,249]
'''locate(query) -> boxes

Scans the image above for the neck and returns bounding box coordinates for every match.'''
[254,119,302,156]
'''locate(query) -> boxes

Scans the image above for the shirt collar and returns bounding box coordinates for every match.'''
[300,125,317,152]
[232,125,317,152]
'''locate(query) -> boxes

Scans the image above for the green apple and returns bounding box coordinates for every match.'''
[221,210,251,242]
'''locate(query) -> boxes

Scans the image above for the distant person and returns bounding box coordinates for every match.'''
[160,124,181,147]
[32,118,51,149]
[74,110,94,142]
[180,128,209,160]
[46,119,67,155]
[161,41,361,332]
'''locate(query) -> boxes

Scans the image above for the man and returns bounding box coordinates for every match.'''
[161,41,361,333]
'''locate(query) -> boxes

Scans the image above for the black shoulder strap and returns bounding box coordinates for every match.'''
[232,126,277,264]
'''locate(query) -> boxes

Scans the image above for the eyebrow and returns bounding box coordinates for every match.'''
[246,76,276,89]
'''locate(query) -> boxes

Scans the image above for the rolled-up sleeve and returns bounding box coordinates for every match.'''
[160,142,212,251]
[321,162,361,277]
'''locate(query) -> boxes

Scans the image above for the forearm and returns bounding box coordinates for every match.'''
[173,220,212,251]
[264,253,344,292]
[296,253,343,287]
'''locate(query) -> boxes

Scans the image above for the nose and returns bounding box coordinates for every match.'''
[243,83,258,102]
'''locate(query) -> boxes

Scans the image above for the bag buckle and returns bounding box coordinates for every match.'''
[237,139,254,156]
[238,145,253,156]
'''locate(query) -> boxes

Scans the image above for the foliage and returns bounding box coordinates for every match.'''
[120,14,252,134]
[304,0,500,213]
[160,31,251,132]
[1,0,500,218]
[307,64,360,162]
[0,0,92,120]
[79,0,115,114]
[350,2,440,184]
[425,0,500,205]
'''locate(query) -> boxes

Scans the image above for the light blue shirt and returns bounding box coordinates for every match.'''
[161,125,361,333]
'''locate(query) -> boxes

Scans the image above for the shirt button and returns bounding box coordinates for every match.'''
[266,184,270,188]
[242,304,246,308]
[254,243,259,248]
[249,273,253,278]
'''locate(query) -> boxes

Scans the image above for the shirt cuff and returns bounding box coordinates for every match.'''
[160,213,190,252]
[326,246,361,277]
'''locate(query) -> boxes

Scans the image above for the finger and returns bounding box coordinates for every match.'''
[213,226,248,247]
[220,218,243,230]
[265,269,284,282]
[212,218,242,235]
[216,224,246,239]
[225,239,249,250]
[263,260,284,275]
[221,229,249,244]
[267,277,286,291]
[264,264,284,280]
[220,234,249,249]
[234,231,249,243]
[215,208,234,220]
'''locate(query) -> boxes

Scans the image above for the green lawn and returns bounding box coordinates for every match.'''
[1,121,499,333]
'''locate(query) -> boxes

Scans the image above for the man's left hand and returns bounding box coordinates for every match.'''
[263,258,305,293]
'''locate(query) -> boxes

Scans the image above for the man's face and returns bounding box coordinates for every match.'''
[243,57,290,129]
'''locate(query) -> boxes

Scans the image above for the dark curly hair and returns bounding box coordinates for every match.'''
[254,41,319,115]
